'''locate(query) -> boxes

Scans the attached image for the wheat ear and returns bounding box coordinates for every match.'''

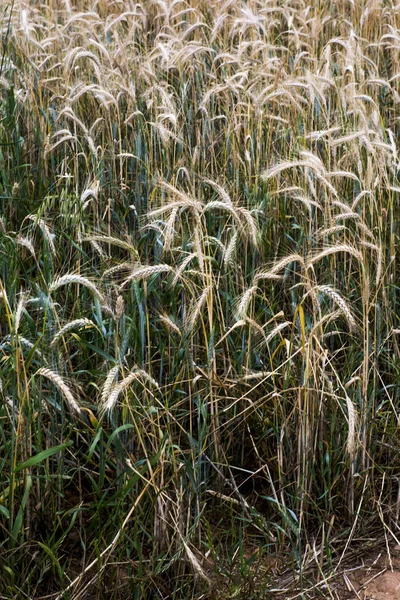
[50,275,105,303]
[102,368,159,413]
[36,368,81,415]
[51,318,96,346]
[119,265,174,290]
[311,286,356,331]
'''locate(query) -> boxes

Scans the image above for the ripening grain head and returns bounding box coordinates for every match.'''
[310,285,357,331]
[50,318,96,346]
[36,368,81,415]
[307,245,363,269]
[101,367,159,413]
[50,275,105,303]
[255,254,305,281]
[119,264,175,290]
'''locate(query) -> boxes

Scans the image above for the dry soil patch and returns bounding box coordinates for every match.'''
[340,546,400,600]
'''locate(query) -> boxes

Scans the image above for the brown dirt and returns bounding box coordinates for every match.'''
[337,544,400,600]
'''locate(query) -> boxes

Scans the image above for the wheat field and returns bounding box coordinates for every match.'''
[0,0,399,598]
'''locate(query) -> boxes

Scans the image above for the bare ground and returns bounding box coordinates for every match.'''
[275,542,400,600]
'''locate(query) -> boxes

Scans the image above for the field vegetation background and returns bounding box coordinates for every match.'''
[0,0,400,598]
